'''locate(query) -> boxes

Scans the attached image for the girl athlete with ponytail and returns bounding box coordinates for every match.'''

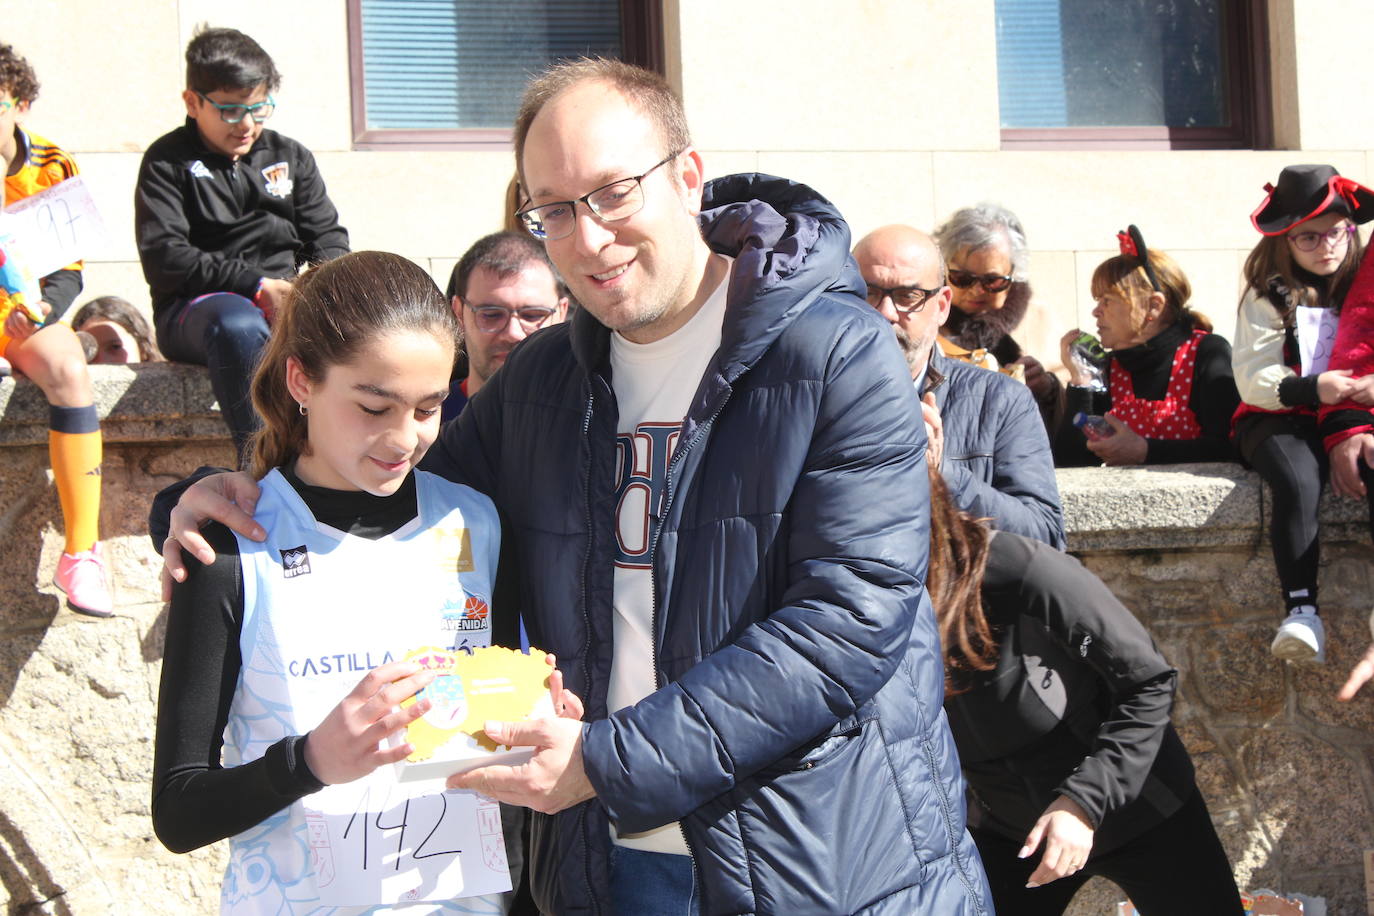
[153,250,577,914]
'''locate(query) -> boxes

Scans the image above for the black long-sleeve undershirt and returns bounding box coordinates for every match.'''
[151,469,420,853]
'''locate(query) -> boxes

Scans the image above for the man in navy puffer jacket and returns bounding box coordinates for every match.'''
[438,61,992,915]
[155,60,993,915]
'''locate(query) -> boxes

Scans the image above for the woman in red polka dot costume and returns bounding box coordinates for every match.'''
[1054,229,1240,470]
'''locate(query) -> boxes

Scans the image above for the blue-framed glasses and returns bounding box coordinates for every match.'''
[195,91,276,125]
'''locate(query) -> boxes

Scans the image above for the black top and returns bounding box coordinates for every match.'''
[151,467,419,854]
[1055,319,1240,465]
[134,119,349,317]
[945,532,1195,854]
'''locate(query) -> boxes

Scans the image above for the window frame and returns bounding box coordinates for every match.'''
[998,0,1272,150]
[345,0,664,151]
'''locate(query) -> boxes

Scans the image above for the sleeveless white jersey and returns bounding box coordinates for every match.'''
[222,469,506,915]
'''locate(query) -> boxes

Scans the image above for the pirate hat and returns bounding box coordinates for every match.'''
[1251,164,1374,236]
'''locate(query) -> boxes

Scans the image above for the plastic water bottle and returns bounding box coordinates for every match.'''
[1068,332,1108,391]
[1073,412,1115,441]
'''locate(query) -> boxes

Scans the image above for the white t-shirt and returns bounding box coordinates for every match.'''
[607,256,731,855]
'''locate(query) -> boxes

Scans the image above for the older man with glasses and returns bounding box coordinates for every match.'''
[855,224,1065,548]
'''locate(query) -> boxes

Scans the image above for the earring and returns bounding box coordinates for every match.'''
[298,403,308,416]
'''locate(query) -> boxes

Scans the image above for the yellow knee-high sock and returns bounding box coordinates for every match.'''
[48,405,102,554]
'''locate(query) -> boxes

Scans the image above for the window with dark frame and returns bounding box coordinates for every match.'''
[347,0,663,151]
[995,0,1271,150]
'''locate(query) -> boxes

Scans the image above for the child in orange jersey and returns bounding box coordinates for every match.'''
[0,43,111,616]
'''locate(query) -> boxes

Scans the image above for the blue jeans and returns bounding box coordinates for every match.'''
[609,845,699,916]
[156,292,270,465]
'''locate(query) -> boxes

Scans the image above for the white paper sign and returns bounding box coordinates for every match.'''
[0,175,109,278]
[301,771,511,907]
[1296,305,1340,377]
[286,660,512,908]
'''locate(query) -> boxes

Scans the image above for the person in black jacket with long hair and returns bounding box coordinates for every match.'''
[927,469,1243,914]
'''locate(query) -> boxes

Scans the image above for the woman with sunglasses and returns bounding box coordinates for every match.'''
[927,469,1243,915]
[935,203,1064,434]
[1054,227,1239,469]
[1233,164,1374,663]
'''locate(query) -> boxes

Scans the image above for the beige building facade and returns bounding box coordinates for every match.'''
[5,4,1374,911]
[9,0,1374,366]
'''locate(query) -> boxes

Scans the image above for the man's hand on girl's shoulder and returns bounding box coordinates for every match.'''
[162,470,266,599]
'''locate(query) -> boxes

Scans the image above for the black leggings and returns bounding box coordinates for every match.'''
[1238,413,1374,609]
[972,789,1243,916]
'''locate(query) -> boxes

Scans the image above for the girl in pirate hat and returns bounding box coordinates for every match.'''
[1233,164,1374,663]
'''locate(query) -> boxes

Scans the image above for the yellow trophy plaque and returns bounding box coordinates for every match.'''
[393,645,556,783]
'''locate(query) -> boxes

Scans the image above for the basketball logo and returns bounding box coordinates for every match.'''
[463,596,489,620]
[443,590,491,632]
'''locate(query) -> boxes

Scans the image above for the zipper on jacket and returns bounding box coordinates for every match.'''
[577,384,600,913]
[577,385,597,704]
[229,159,248,211]
[645,389,732,690]
[644,389,732,905]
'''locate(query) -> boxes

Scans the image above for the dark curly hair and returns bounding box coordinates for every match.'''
[0,43,39,104]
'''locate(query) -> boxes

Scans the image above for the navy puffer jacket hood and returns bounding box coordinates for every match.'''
[428,174,991,915]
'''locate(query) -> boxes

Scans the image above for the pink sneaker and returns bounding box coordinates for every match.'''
[55,543,114,617]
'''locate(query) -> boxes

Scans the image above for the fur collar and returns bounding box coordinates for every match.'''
[942,280,1032,353]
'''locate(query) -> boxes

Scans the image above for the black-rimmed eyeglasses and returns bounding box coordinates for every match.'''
[865,283,944,314]
[516,150,683,241]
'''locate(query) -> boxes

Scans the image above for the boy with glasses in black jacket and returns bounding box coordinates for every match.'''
[135,26,348,464]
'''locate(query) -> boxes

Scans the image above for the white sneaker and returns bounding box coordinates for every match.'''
[1271,611,1325,663]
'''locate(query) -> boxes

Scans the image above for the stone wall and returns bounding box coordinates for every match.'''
[1058,466,1374,916]
[0,364,234,914]
[1,364,1371,914]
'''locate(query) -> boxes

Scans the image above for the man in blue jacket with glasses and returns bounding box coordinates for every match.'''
[157,59,991,916]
